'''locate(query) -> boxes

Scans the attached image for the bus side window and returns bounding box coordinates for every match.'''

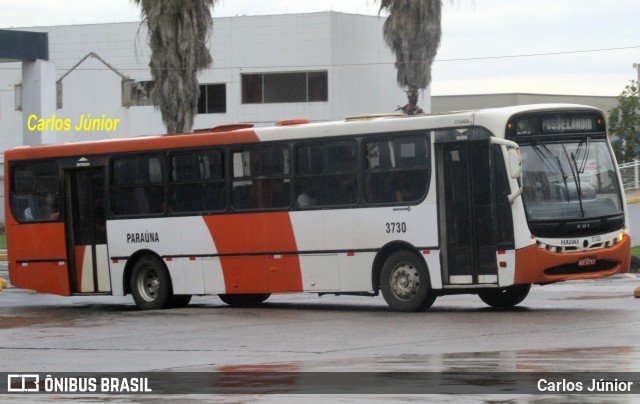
[111,155,165,216]
[232,146,290,210]
[170,150,226,213]
[363,135,430,205]
[325,142,357,205]
[295,140,357,207]
[10,162,61,222]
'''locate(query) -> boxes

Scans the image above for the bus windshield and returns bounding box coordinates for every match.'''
[520,138,623,222]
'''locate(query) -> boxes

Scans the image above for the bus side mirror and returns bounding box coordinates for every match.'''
[508,148,521,179]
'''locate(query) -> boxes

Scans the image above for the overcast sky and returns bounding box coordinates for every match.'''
[2,0,639,96]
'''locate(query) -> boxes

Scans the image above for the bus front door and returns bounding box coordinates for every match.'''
[65,168,111,294]
[438,141,498,286]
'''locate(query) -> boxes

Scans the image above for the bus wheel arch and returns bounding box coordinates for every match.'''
[373,242,437,312]
[372,241,422,292]
[478,283,531,308]
[124,250,175,310]
[123,249,162,295]
[218,293,271,307]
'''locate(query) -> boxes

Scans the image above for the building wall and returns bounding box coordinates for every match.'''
[329,13,428,117]
[204,12,333,126]
[0,12,408,151]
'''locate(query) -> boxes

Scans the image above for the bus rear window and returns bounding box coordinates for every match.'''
[10,161,60,222]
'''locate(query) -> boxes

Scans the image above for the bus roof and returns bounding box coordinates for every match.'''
[5,103,602,161]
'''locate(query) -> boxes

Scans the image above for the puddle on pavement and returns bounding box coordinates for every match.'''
[565,295,630,300]
[0,307,108,329]
[0,316,50,329]
[192,347,640,400]
[209,345,640,373]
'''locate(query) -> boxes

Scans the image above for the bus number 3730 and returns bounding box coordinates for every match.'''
[385,222,407,233]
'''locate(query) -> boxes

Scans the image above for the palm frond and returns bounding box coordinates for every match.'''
[380,0,442,109]
[133,0,217,134]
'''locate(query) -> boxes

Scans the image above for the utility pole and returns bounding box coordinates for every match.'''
[635,63,640,92]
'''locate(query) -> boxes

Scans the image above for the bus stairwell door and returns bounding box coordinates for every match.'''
[438,141,498,285]
[64,168,111,294]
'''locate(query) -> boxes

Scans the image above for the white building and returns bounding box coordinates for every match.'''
[0,12,414,151]
[432,93,617,115]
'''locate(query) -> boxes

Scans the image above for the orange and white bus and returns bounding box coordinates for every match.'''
[5,104,631,311]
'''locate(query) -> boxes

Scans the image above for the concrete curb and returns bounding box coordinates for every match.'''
[628,196,640,204]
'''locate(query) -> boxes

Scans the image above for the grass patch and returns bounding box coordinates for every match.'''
[632,245,640,258]
[0,232,4,249]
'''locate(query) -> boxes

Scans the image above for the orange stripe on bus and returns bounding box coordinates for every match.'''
[203,213,303,294]
[4,129,261,161]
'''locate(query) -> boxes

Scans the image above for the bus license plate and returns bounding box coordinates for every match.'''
[578,257,597,267]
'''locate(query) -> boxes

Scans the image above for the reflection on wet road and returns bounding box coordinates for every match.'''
[208,346,640,373]
[1,265,640,402]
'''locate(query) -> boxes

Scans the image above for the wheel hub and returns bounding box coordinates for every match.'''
[139,268,160,301]
[390,264,419,300]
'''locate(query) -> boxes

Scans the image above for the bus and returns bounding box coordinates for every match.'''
[5,104,631,311]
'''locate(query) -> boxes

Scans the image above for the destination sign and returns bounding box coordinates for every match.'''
[541,116,594,133]
[506,113,604,138]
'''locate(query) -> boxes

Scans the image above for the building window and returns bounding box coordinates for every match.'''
[14,84,21,111]
[122,80,153,107]
[198,84,226,114]
[241,71,328,104]
[56,81,63,109]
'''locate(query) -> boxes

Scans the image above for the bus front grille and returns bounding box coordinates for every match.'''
[544,260,618,276]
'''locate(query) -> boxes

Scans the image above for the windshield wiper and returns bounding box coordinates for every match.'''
[574,136,591,173]
[532,139,570,201]
[563,144,586,217]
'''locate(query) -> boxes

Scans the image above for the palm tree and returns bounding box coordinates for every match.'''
[379,0,442,114]
[133,0,217,134]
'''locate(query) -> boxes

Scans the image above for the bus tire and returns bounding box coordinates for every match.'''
[130,255,172,310]
[381,250,436,312]
[478,284,531,308]
[218,293,271,307]
[169,295,192,308]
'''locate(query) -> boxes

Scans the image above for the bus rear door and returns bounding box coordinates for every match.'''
[64,167,111,294]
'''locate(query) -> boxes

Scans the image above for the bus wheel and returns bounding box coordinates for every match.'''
[478,284,531,308]
[218,293,271,307]
[169,295,192,308]
[381,251,436,312]
[130,255,172,310]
